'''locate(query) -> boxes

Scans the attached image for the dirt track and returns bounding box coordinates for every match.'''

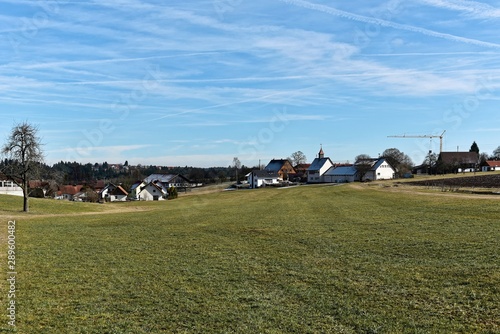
[0,205,152,221]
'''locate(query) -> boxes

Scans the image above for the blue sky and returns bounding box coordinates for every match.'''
[1,0,499,167]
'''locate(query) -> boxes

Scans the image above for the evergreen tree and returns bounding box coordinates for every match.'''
[470,141,480,154]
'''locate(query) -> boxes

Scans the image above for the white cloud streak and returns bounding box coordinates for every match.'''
[279,0,500,48]
[417,0,500,18]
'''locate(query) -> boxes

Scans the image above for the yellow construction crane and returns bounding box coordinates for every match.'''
[388,130,446,153]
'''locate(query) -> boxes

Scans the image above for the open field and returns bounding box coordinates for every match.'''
[406,173,500,191]
[1,184,499,333]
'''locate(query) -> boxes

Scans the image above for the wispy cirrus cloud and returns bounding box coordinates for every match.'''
[417,0,500,19]
[50,145,152,155]
[2,0,500,165]
[279,0,500,48]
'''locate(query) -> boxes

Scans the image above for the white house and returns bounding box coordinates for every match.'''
[136,182,166,201]
[98,183,129,202]
[247,170,281,188]
[0,178,23,197]
[129,173,196,201]
[99,183,117,202]
[57,185,84,201]
[357,158,396,181]
[482,161,500,172]
[109,185,128,202]
[307,147,335,183]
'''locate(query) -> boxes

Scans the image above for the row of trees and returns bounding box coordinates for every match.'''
[47,162,242,188]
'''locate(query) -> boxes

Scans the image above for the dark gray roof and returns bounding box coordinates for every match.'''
[307,158,333,172]
[251,170,280,178]
[130,182,142,191]
[325,166,357,176]
[144,174,177,183]
[265,159,289,172]
[144,173,192,184]
[370,158,394,171]
[264,159,292,172]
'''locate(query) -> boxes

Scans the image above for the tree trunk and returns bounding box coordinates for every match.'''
[23,179,29,212]
[24,195,29,212]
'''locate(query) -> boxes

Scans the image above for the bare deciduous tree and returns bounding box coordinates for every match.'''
[354,154,373,181]
[288,151,307,167]
[492,146,500,160]
[382,148,413,176]
[232,157,241,183]
[1,122,44,212]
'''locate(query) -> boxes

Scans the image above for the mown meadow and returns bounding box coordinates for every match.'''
[0,184,499,333]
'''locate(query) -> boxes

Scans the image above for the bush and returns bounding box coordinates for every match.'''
[29,188,45,198]
[167,186,178,199]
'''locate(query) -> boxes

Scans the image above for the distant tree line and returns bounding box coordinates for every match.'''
[0,159,255,190]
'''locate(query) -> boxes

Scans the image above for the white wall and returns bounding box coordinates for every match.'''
[249,175,280,188]
[373,162,395,180]
[319,161,333,176]
[0,181,23,196]
[138,185,165,201]
[110,194,127,202]
[308,172,321,183]
[333,174,357,183]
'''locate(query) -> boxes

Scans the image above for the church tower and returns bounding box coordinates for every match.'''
[318,145,324,159]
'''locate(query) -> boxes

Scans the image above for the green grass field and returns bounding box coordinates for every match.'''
[1,184,499,333]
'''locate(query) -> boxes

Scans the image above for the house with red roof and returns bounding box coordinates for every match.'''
[99,183,129,202]
[57,185,84,201]
[482,160,500,172]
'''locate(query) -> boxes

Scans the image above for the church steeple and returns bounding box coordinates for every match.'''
[318,145,324,159]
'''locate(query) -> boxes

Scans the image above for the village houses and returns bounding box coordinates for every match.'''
[306,147,396,183]
[129,173,198,201]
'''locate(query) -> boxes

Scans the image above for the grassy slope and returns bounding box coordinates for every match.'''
[0,186,499,333]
